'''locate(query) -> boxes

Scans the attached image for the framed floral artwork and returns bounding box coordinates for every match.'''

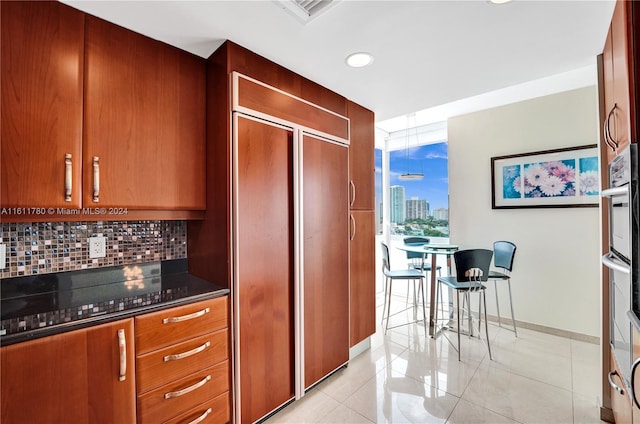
[491,144,599,209]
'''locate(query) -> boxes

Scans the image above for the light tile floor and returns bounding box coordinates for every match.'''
[263,293,606,424]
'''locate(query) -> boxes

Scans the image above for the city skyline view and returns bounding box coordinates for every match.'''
[375,142,449,210]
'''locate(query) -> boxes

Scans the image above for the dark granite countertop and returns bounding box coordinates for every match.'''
[0,259,228,346]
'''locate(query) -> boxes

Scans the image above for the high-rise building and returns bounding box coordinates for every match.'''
[406,197,429,220]
[432,207,449,221]
[389,185,406,224]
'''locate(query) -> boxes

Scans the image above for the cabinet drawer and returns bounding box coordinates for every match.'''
[137,361,229,424]
[136,297,227,354]
[137,329,228,394]
[163,392,230,424]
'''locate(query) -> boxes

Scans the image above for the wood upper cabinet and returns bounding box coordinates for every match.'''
[84,16,206,210]
[1,1,84,209]
[0,319,136,424]
[601,0,637,162]
[347,101,375,211]
[1,2,206,215]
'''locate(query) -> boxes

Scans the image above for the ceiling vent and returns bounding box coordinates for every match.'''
[275,0,341,24]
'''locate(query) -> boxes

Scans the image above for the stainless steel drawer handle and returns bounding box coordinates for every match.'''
[118,329,127,381]
[64,154,72,202]
[188,408,213,424]
[608,370,625,395]
[164,375,211,399]
[163,307,210,324]
[92,156,100,202]
[164,341,211,362]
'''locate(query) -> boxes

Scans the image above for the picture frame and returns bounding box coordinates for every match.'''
[491,144,599,209]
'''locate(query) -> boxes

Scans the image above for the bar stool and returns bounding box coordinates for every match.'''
[488,241,517,336]
[380,242,427,334]
[435,249,493,361]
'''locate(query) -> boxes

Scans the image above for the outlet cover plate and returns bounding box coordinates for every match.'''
[0,244,6,269]
[89,236,106,259]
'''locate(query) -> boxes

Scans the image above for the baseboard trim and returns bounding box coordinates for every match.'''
[599,406,614,423]
[349,337,371,359]
[486,313,600,345]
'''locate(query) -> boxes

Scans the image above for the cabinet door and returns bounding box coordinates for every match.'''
[303,133,350,389]
[349,210,376,347]
[1,319,136,424]
[611,0,633,155]
[1,1,84,208]
[610,346,633,424]
[84,16,206,209]
[633,325,640,422]
[235,114,295,424]
[347,101,375,210]
[602,26,618,163]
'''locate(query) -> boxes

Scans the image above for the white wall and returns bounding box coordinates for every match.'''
[447,86,601,338]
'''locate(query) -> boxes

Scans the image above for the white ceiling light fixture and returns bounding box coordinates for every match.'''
[346,52,374,68]
[489,0,513,4]
[398,113,424,181]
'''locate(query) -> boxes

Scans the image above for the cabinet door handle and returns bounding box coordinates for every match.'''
[608,369,624,395]
[350,214,356,241]
[92,156,100,202]
[187,408,213,424]
[163,307,210,324]
[603,112,614,150]
[632,357,640,408]
[118,329,127,381]
[605,104,619,150]
[164,341,211,362]
[64,154,73,202]
[350,180,356,207]
[164,375,211,399]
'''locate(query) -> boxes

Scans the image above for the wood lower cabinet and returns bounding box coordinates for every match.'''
[135,296,230,424]
[1,1,84,209]
[349,210,376,347]
[610,346,633,424]
[0,319,136,424]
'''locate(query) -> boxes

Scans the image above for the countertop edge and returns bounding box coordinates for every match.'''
[0,288,229,347]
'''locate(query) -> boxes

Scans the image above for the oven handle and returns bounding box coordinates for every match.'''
[602,253,631,274]
[602,186,629,198]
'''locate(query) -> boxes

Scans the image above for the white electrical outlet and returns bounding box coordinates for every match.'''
[89,236,106,259]
[0,244,6,269]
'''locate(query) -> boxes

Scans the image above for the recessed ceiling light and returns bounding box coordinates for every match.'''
[489,0,512,3]
[346,52,374,68]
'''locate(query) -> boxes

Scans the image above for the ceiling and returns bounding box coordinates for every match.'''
[62,0,615,131]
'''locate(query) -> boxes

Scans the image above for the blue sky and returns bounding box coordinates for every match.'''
[375,142,449,210]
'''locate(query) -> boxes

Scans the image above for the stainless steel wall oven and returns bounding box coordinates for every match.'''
[602,144,638,390]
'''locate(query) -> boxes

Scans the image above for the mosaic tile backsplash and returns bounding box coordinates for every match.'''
[0,221,187,279]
